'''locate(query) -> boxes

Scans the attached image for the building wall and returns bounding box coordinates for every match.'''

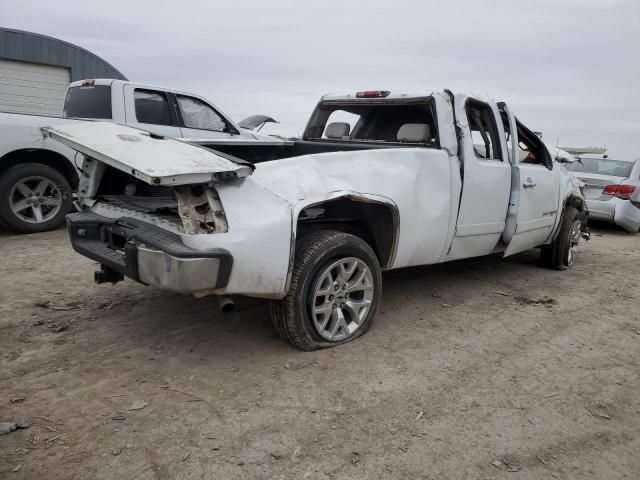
[0,28,127,82]
[0,28,126,115]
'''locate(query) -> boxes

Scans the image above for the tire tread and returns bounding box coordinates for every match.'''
[270,230,381,351]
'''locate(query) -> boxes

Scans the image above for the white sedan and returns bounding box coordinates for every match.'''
[565,157,640,232]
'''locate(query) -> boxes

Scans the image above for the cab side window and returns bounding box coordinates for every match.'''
[466,100,502,161]
[134,89,172,126]
[176,95,226,132]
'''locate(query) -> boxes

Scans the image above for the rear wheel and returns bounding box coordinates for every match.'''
[540,206,581,270]
[0,163,73,234]
[270,230,382,350]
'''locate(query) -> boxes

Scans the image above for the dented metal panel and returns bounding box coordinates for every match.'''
[180,147,455,297]
[42,122,252,185]
[250,147,455,269]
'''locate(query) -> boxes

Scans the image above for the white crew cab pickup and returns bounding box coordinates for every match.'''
[46,89,588,350]
[0,79,280,233]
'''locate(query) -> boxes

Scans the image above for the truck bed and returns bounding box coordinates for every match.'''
[194,138,431,164]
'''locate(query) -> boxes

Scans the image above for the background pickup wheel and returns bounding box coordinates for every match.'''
[0,163,73,234]
[270,230,382,351]
[540,206,581,270]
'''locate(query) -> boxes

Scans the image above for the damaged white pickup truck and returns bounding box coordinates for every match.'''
[45,90,588,350]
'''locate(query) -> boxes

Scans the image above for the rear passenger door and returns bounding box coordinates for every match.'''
[447,96,512,260]
[173,94,237,140]
[123,85,182,138]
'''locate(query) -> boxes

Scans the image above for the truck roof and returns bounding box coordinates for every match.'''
[68,79,218,99]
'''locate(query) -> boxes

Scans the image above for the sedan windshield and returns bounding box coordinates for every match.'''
[565,158,634,177]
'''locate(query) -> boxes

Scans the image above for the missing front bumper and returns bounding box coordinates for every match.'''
[67,212,233,294]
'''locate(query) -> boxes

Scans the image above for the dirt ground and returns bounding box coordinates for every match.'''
[1,223,639,480]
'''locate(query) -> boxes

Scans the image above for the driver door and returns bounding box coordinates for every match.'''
[500,106,560,256]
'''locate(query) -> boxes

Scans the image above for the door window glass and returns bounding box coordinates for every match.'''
[134,89,172,126]
[176,95,226,132]
[515,119,552,169]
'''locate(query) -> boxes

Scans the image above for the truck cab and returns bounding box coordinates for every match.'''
[63,79,281,143]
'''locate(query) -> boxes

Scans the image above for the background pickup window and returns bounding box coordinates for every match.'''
[63,85,113,120]
[134,89,172,126]
[176,95,226,132]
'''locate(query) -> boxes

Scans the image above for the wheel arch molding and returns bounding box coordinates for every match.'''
[292,191,400,269]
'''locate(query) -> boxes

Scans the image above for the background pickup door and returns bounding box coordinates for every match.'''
[500,104,560,256]
[447,94,512,260]
[122,84,183,138]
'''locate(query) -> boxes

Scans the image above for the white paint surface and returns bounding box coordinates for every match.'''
[43,121,252,185]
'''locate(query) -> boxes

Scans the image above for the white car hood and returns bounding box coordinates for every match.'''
[42,122,252,186]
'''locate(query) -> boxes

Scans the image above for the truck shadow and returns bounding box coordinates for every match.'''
[92,247,546,358]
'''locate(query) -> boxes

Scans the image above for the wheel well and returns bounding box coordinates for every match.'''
[566,193,586,211]
[296,196,399,268]
[0,149,79,189]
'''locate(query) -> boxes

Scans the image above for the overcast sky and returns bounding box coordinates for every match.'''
[2,0,639,158]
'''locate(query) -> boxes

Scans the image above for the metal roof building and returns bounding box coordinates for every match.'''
[0,27,127,116]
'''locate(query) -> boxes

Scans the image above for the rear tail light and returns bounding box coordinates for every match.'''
[356,90,390,98]
[603,184,636,199]
[81,79,96,87]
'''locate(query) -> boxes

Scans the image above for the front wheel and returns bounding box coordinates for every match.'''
[540,206,582,270]
[270,230,382,351]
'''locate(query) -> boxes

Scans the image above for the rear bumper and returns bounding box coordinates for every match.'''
[66,212,233,294]
[585,197,640,232]
[585,199,615,221]
[614,199,640,233]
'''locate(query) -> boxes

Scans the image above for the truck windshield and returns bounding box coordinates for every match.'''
[565,158,633,177]
[63,85,112,119]
[304,100,437,145]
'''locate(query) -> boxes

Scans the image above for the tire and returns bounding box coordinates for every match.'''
[0,163,73,234]
[270,230,382,351]
[540,206,581,270]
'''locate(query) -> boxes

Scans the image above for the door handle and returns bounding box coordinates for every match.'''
[523,178,537,188]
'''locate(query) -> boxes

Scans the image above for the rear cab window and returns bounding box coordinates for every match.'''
[63,84,112,119]
[304,97,439,147]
